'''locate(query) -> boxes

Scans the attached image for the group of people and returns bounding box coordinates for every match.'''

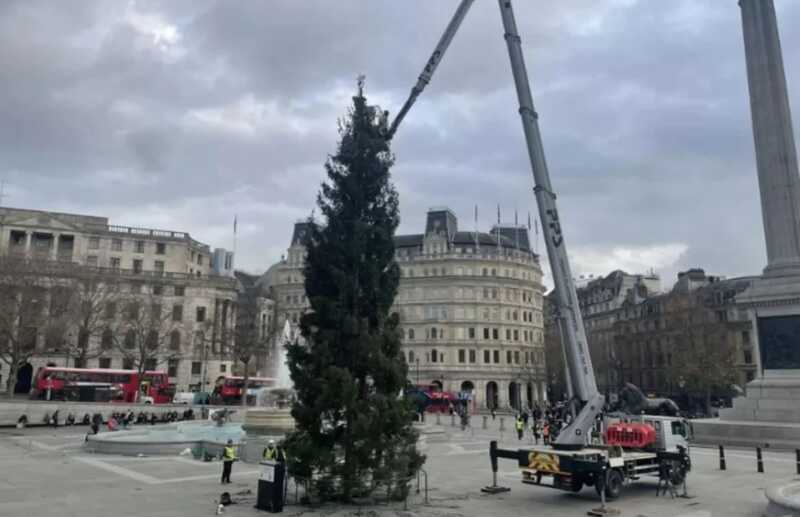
[510,401,573,445]
[221,439,286,485]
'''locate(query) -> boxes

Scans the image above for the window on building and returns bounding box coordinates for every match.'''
[408,328,415,340]
[86,255,98,267]
[468,327,475,339]
[135,241,145,253]
[220,364,227,373]
[127,302,140,321]
[744,350,753,364]
[122,358,134,370]
[742,330,751,345]
[169,330,181,351]
[469,350,476,363]
[110,257,121,269]
[491,268,496,276]
[493,350,500,363]
[105,302,117,320]
[408,350,415,363]
[133,259,143,273]
[506,329,511,340]
[458,350,466,363]
[167,359,179,377]
[514,351,520,364]
[483,288,489,299]
[431,348,438,363]
[112,239,123,251]
[156,242,166,255]
[513,329,519,341]
[197,254,203,265]
[746,370,755,382]
[88,236,100,250]
[191,362,202,375]
[482,268,488,276]
[484,350,491,363]
[506,350,512,364]
[99,357,112,369]
[152,284,163,296]
[154,261,165,274]
[124,329,136,348]
[174,285,185,296]
[483,328,490,340]
[196,306,206,322]
[101,328,113,350]
[492,328,499,340]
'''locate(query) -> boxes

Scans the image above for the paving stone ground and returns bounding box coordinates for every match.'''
[0,417,794,517]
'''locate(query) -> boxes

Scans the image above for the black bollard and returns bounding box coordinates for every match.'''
[757,447,764,473]
[719,445,726,471]
[796,449,800,476]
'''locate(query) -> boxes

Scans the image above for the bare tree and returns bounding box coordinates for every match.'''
[667,293,740,416]
[233,287,272,406]
[67,275,122,367]
[113,292,180,400]
[0,257,47,395]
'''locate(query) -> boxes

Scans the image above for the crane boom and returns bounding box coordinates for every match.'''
[385,0,475,140]
[496,0,603,449]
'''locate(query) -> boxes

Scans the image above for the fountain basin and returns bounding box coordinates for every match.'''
[84,421,245,456]
[766,482,800,517]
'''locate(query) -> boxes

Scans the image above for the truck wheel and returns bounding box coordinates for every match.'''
[604,469,623,500]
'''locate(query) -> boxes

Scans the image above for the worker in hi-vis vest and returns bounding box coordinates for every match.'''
[221,439,237,484]
[262,439,286,463]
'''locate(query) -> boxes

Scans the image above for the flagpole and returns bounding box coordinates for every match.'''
[232,215,238,272]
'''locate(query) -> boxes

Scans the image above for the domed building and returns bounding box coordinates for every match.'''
[259,208,547,411]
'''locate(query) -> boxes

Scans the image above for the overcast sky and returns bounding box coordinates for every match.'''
[1,1,798,289]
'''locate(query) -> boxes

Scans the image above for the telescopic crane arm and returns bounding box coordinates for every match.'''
[388,0,603,450]
[496,0,603,449]
[385,0,475,140]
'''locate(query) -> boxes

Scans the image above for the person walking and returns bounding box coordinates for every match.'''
[532,420,541,445]
[542,421,550,445]
[221,440,237,484]
[490,407,496,421]
[515,415,524,440]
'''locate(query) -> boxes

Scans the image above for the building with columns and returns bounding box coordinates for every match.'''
[258,208,548,411]
[0,207,238,393]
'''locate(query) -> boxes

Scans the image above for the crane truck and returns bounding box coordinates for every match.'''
[386,0,692,500]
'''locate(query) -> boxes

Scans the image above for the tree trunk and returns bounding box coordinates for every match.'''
[5,365,17,397]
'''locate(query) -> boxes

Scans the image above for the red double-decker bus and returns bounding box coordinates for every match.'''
[31,367,173,404]
[214,375,275,404]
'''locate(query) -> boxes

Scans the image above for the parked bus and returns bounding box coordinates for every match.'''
[213,375,275,404]
[31,367,173,404]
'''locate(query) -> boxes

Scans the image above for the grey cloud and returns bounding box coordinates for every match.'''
[0,0,797,282]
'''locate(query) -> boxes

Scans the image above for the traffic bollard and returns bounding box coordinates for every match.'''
[435,413,441,425]
[451,414,456,427]
[482,416,488,430]
[719,445,726,471]
[499,417,505,431]
[757,447,764,473]
[796,449,800,475]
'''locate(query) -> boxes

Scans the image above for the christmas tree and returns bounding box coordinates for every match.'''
[285,78,424,501]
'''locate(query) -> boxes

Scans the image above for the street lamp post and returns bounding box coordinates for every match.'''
[415,358,419,386]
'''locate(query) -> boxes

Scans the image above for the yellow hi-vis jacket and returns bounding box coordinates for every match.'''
[263,446,286,462]
[515,419,524,431]
[223,446,236,461]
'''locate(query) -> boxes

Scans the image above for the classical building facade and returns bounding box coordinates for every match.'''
[258,208,548,411]
[0,207,237,393]
[545,268,758,407]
